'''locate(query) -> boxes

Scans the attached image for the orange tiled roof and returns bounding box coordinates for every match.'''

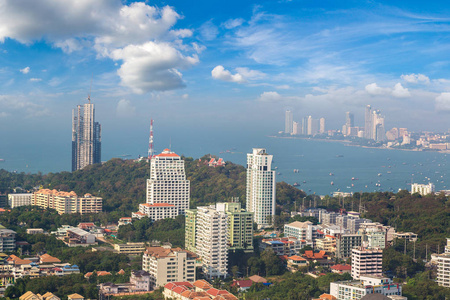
[40,254,61,263]
[193,279,213,290]
[287,255,307,261]
[304,250,326,259]
[142,203,175,207]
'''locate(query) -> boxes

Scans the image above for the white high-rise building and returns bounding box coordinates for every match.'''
[436,238,450,287]
[319,117,325,134]
[136,149,190,221]
[351,247,383,280]
[411,183,435,195]
[246,148,276,229]
[285,110,293,134]
[196,205,228,279]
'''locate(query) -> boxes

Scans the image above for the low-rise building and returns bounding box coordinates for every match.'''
[284,221,319,245]
[26,228,44,235]
[8,193,32,208]
[114,243,146,255]
[62,228,96,247]
[142,246,196,289]
[411,183,435,195]
[130,270,151,291]
[316,235,336,253]
[392,232,418,242]
[118,217,133,226]
[19,291,60,300]
[0,229,16,252]
[260,237,309,256]
[163,280,238,300]
[330,276,402,300]
[331,264,351,274]
[287,255,309,270]
[32,189,102,214]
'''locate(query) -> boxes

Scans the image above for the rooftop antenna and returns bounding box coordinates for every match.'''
[87,74,93,104]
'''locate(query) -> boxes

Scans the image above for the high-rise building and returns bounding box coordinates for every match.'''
[246,148,276,229]
[292,121,300,135]
[216,202,254,252]
[436,238,450,287]
[301,117,308,135]
[346,112,354,128]
[364,105,373,140]
[136,149,190,220]
[192,205,229,279]
[8,193,32,208]
[319,117,325,134]
[411,183,435,195]
[72,103,101,171]
[285,110,293,134]
[351,247,383,279]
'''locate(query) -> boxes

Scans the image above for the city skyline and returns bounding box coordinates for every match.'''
[2,1,450,160]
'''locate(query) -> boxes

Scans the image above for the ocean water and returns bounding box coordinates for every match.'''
[0,132,447,196]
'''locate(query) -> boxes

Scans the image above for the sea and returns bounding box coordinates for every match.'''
[0,132,448,196]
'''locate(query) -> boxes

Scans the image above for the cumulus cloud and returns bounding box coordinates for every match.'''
[199,20,219,41]
[435,92,450,111]
[235,67,266,80]
[392,83,410,98]
[182,94,189,99]
[211,66,245,84]
[258,91,283,102]
[0,0,197,93]
[29,78,42,82]
[223,18,245,29]
[116,99,136,117]
[20,67,30,74]
[365,83,390,95]
[401,73,430,84]
[111,42,198,93]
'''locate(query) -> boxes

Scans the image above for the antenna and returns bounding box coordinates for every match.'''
[87,74,93,104]
[148,119,154,160]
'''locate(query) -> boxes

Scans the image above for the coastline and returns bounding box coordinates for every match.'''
[268,135,448,154]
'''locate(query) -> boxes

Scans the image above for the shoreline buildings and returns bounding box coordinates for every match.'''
[246,148,276,229]
[72,102,101,171]
[133,149,190,221]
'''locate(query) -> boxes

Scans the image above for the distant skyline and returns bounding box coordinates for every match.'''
[2,0,450,166]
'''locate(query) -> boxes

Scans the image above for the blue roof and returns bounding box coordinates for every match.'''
[268,241,284,245]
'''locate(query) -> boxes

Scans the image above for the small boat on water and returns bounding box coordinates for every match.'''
[293,182,300,187]
[331,181,334,185]
[0,159,4,162]
[351,177,358,180]
[329,173,334,176]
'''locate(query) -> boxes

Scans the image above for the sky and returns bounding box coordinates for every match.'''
[2,0,450,165]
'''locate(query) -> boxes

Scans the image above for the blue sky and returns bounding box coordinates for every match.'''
[2,0,450,163]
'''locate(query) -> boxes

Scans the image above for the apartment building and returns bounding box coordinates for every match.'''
[7,193,32,208]
[336,234,362,259]
[0,229,16,252]
[133,203,178,221]
[246,148,276,228]
[330,275,402,300]
[351,247,383,280]
[216,202,253,252]
[142,246,196,289]
[32,189,102,214]
[196,206,228,279]
[284,221,319,245]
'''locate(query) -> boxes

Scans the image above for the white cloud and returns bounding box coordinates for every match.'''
[0,112,9,118]
[401,73,430,84]
[435,92,450,111]
[235,67,266,80]
[392,83,410,98]
[0,1,197,94]
[182,94,189,99]
[30,78,42,82]
[111,42,198,93]
[223,18,245,29]
[116,99,135,117]
[258,91,283,102]
[199,20,219,41]
[20,67,30,74]
[365,83,390,95]
[211,66,245,84]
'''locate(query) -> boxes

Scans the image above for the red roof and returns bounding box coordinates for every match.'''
[206,289,229,296]
[287,255,307,261]
[232,280,253,288]
[155,149,180,158]
[172,286,189,294]
[325,235,336,239]
[304,250,326,259]
[317,230,324,234]
[331,264,351,271]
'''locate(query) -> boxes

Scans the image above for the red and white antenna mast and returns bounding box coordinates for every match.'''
[148,119,154,160]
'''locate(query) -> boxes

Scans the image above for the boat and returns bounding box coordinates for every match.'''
[303,181,306,183]
[351,177,357,180]
[329,173,334,176]
[293,169,299,173]
[293,182,300,187]
[378,173,382,176]
[331,181,334,185]
[277,172,282,175]
[0,159,4,162]
[336,155,344,158]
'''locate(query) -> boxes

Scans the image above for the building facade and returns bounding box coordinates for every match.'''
[411,183,435,195]
[72,103,101,171]
[216,202,253,252]
[351,248,383,280]
[8,193,32,208]
[32,189,102,214]
[246,148,276,228]
[142,246,196,289]
[330,276,402,300]
[0,229,16,252]
[436,253,450,287]
[195,206,228,279]
[285,110,293,134]
[137,149,189,221]
[336,234,362,259]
